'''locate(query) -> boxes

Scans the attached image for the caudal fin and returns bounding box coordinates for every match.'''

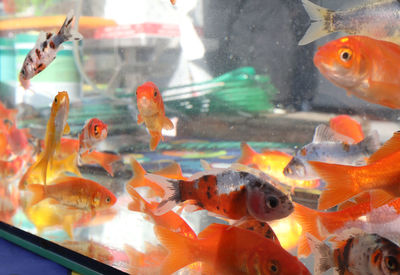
[154,225,198,275]
[58,10,83,42]
[237,142,257,165]
[126,185,153,215]
[308,161,360,210]
[149,132,162,151]
[305,233,334,275]
[298,0,333,45]
[27,184,46,206]
[358,130,380,156]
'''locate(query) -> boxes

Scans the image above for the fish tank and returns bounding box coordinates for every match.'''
[1,0,400,274]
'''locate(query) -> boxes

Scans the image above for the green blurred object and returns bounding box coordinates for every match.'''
[162,67,277,115]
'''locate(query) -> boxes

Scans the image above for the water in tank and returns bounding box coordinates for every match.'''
[1,0,400,274]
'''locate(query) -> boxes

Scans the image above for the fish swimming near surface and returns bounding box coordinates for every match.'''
[284,124,379,180]
[19,10,83,89]
[136,81,174,151]
[155,223,311,275]
[314,35,400,109]
[330,115,365,144]
[299,0,400,45]
[306,230,400,275]
[79,118,108,154]
[144,167,294,222]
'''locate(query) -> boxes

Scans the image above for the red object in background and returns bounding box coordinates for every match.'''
[94,23,180,39]
[3,0,16,13]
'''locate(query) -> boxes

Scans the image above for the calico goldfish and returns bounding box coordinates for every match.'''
[145,168,293,222]
[299,0,400,45]
[136,81,174,151]
[127,186,197,239]
[79,118,107,154]
[155,223,311,275]
[330,115,364,144]
[306,231,400,275]
[310,131,400,210]
[19,10,83,89]
[27,176,116,211]
[314,35,400,109]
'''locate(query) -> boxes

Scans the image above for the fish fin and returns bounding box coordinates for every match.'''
[58,10,83,42]
[154,162,183,178]
[298,0,333,45]
[126,185,153,214]
[370,189,395,209]
[27,184,46,206]
[130,158,146,178]
[308,161,359,210]
[137,114,144,125]
[63,123,70,135]
[305,233,334,275]
[237,142,258,165]
[162,116,174,130]
[200,159,212,170]
[149,132,161,151]
[33,154,49,185]
[35,32,47,47]
[154,225,198,275]
[337,191,371,211]
[312,124,355,144]
[143,174,180,215]
[198,223,226,239]
[62,215,75,240]
[367,132,400,164]
[357,130,379,155]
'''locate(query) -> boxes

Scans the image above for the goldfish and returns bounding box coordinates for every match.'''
[330,115,364,144]
[314,35,400,109]
[27,176,117,212]
[125,243,168,274]
[310,131,400,210]
[155,223,311,275]
[237,142,320,189]
[0,157,25,180]
[235,217,280,245]
[79,118,107,154]
[136,81,174,151]
[19,10,83,89]
[26,91,70,185]
[299,0,400,45]
[145,167,293,222]
[306,231,400,275]
[127,158,186,198]
[127,186,197,239]
[61,240,114,264]
[284,124,379,180]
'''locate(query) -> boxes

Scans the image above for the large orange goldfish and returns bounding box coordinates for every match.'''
[136,82,174,151]
[314,35,400,109]
[330,115,364,144]
[310,131,400,210]
[155,223,311,275]
[79,118,107,154]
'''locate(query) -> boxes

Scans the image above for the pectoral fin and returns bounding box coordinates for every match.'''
[163,116,174,130]
[63,123,70,135]
[137,114,144,125]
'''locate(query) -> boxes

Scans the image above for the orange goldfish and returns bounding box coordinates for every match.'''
[0,157,25,180]
[237,142,320,190]
[27,176,117,211]
[127,186,197,239]
[7,124,31,157]
[330,115,364,144]
[136,81,174,151]
[80,150,121,176]
[79,118,107,154]
[310,131,400,210]
[314,35,400,109]
[235,217,280,245]
[28,91,70,185]
[155,223,311,275]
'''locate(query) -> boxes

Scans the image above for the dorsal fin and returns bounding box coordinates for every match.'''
[154,162,183,178]
[312,124,355,144]
[367,132,400,164]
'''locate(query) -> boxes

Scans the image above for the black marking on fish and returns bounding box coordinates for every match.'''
[206,191,211,199]
[223,208,227,213]
[28,55,33,63]
[49,41,56,49]
[197,201,204,208]
[216,205,220,210]
[35,49,41,59]
[373,250,381,264]
[42,40,48,50]
[259,222,265,227]
[247,226,254,231]
[337,237,354,275]
[46,32,52,39]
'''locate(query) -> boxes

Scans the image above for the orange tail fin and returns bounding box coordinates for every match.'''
[81,151,121,176]
[154,225,199,275]
[27,184,46,206]
[128,158,164,198]
[126,185,153,215]
[237,142,257,165]
[308,161,360,210]
[149,131,162,151]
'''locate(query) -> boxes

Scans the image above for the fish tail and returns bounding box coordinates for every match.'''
[62,215,76,240]
[144,174,180,215]
[358,130,380,155]
[33,154,49,185]
[305,233,334,275]
[154,225,198,275]
[309,161,360,210]
[56,10,83,45]
[149,131,162,151]
[27,184,46,206]
[299,0,333,45]
[237,142,257,165]
[63,152,81,177]
[126,185,153,215]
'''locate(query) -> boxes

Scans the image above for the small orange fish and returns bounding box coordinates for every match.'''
[330,115,364,144]
[310,131,400,210]
[314,35,400,109]
[27,176,117,211]
[155,223,311,275]
[7,123,31,157]
[127,186,197,239]
[80,151,121,176]
[79,118,107,154]
[136,82,174,151]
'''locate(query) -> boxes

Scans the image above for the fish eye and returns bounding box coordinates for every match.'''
[266,196,279,209]
[385,256,398,271]
[154,91,158,97]
[21,69,26,76]
[54,97,58,104]
[339,48,352,62]
[268,262,279,274]
[94,125,99,136]
[105,197,111,204]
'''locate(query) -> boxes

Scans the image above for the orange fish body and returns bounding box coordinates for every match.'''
[235,217,280,245]
[79,118,108,154]
[27,176,116,211]
[80,150,121,176]
[155,223,311,275]
[310,132,400,210]
[136,82,174,151]
[330,115,364,144]
[314,35,400,109]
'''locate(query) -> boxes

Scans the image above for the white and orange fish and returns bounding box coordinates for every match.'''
[79,118,107,154]
[19,10,83,89]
